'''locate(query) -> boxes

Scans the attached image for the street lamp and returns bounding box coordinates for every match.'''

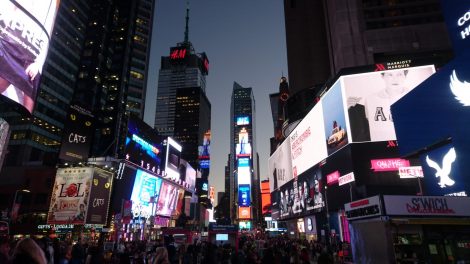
[324,186,330,245]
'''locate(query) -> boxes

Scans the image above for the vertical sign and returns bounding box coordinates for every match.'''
[59,105,94,162]
[86,168,113,225]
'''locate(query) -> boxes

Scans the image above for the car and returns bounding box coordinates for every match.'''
[327,126,346,146]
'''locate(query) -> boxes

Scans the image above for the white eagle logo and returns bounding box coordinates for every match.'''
[425,148,456,188]
[450,70,470,106]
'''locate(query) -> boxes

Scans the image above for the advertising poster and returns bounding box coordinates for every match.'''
[58,105,94,162]
[172,188,185,217]
[322,80,349,155]
[289,102,328,178]
[86,168,113,225]
[48,167,93,224]
[420,143,466,196]
[0,0,60,113]
[342,65,435,142]
[124,116,164,173]
[236,127,251,157]
[261,181,271,215]
[182,160,196,191]
[156,181,179,217]
[238,185,251,207]
[198,130,211,159]
[238,206,251,220]
[237,158,251,185]
[164,137,182,181]
[236,116,250,126]
[0,118,10,171]
[130,169,162,218]
[268,137,292,191]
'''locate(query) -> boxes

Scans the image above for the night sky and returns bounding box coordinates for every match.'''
[144,0,288,202]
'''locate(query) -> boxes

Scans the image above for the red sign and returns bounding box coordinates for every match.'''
[370,158,410,172]
[326,171,340,185]
[170,48,187,60]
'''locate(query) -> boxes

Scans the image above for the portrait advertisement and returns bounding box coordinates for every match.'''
[268,136,292,191]
[322,80,349,155]
[342,65,436,142]
[0,0,60,113]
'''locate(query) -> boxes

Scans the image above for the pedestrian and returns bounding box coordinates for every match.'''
[10,237,47,264]
[70,239,85,264]
[153,247,170,264]
[0,237,11,263]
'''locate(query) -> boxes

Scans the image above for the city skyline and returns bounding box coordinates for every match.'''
[144,0,288,199]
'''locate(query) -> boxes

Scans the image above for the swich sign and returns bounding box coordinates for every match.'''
[383,195,470,217]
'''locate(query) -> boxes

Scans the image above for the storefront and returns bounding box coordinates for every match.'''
[345,195,470,263]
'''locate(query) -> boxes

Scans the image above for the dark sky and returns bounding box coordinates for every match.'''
[144,0,288,200]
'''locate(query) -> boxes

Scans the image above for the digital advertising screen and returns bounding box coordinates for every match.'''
[0,118,10,170]
[342,65,435,142]
[216,234,228,241]
[172,188,185,217]
[0,0,60,113]
[181,159,196,191]
[236,116,250,126]
[236,143,252,158]
[48,167,93,224]
[130,169,163,218]
[198,130,211,159]
[322,80,349,155]
[289,101,328,178]
[268,137,292,191]
[238,185,251,206]
[237,157,251,185]
[392,55,470,197]
[239,221,251,230]
[419,143,466,196]
[238,206,251,220]
[156,181,180,217]
[440,0,470,57]
[164,137,182,181]
[124,116,164,173]
[58,105,94,162]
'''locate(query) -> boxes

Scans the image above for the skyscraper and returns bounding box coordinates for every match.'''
[283,0,452,95]
[230,82,260,226]
[154,6,210,169]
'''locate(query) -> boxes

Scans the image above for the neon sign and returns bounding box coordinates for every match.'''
[170,48,187,60]
[132,134,160,154]
[370,158,410,172]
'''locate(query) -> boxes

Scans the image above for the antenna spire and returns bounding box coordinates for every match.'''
[184,1,190,43]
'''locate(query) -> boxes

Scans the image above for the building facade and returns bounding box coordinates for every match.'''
[230,82,260,227]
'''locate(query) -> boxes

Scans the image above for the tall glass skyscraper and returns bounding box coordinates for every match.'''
[154,7,210,169]
[230,82,260,226]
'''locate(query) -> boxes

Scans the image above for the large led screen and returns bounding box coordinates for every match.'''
[124,116,164,173]
[0,0,60,113]
[322,80,349,155]
[237,158,251,185]
[238,206,251,220]
[419,143,466,197]
[86,168,113,225]
[236,116,250,126]
[48,167,93,224]
[278,167,324,220]
[342,65,435,142]
[164,137,182,181]
[268,137,292,191]
[441,0,470,57]
[289,101,327,178]
[130,169,162,218]
[238,185,251,206]
[156,181,180,217]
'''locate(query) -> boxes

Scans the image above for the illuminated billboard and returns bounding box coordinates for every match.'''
[0,0,60,113]
[164,137,182,181]
[236,127,251,157]
[289,102,327,178]
[198,130,211,159]
[236,116,250,126]
[124,116,164,173]
[0,118,10,170]
[237,158,251,185]
[322,80,349,155]
[238,185,251,206]
[85,168,113,225]
[268,137,292,191]
[59,105,94,162]
[342,65,435,142]
[441,0,470,57]
[130,169,162,218]
[261,181,271,215]
[48,167,93,224]
[238,206,251,219]
[156,181,180,217]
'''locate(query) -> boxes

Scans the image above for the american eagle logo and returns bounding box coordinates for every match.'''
[426,148,456,188]
[450,70,470,106]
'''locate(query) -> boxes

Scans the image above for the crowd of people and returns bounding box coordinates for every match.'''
[0,233,349,264]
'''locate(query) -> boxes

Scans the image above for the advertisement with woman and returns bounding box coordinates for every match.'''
[0,0,60,113]
[156,181,180,217]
